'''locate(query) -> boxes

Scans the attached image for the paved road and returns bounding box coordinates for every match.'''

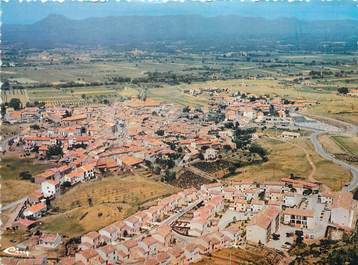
[0,197,28,212]
[160,198,203,226]
[310,131,358,192]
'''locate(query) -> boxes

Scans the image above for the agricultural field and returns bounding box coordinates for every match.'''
[1,89,29,105]
[26,86,139,106]
[174,170,211,189]
[3,51,358,124]
[40,175,179,237]
[0,156,55,204]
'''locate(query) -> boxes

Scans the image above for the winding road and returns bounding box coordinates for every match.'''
[310,131,358,192]
[294,113,358,192]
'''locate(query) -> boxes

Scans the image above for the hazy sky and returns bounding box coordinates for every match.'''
[2,0,358,24]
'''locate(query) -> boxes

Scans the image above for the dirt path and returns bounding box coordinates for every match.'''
[289,141,332,193]
[267,136,331,192]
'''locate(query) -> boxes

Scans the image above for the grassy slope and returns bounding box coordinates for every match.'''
[0,156,54,204]
[229,137,351,191]
[41,175,179,237]
[331,136,358,156]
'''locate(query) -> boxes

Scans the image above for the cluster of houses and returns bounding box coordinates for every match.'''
[23,178,351,265]
[3,172,356,264]
[4,93,308,227]
[2,91,333,265]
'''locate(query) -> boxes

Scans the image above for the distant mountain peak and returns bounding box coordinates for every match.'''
[35,14,71,25]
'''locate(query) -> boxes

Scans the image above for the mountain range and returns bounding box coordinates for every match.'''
[3,14,358,50]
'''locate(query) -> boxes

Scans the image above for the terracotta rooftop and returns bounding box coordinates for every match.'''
[284,208,314,217]
[249,206,280,229]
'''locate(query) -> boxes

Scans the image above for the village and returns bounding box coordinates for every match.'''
[2,177,356,264]
[1,88,356,264]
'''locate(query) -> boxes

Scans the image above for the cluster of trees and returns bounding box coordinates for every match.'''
[337,87,349,94]
[19,171,34,182]
[46,143,63,159]
[1,80,11,90]
[233,127,256,149]
[8,98,22,110]
[1,98,23,117]
[249,143,268,161]
[291,222,358,264]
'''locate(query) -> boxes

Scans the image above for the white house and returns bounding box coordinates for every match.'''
[281,131,300,140]
[123,216,141,235]
[38,233,62,249]
[96,245,117,264]
[41,179,60,198]
[246,206,280,244]
[99,225,118,242]
[138,236,161,256]
[203,148,218,161]
[283,208,315,229]
[318,192,334,205]
[250,200,265,213]
[23,202,47,219]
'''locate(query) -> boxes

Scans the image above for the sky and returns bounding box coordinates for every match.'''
[2,0,358,24]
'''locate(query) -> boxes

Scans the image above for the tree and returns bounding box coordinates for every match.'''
[337,87,349,94]
[30,124,40,130]
[1,104,6,118]
[19,171,33,182]
[249,143,268,159]
[258,190,266,201]
[46,144,63,159]
[303,189,312,196]
[182,106,190,113]
[156,130,164,136]
[63,110,72,118]
[9,98,22,110]
[163,169,176,182]
[1,80,11,90]
[295,230,304,245]
[61,181,71,188]
[233,127,255,149]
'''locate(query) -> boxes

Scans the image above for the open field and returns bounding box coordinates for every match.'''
[319,134,346,155]
[2,61,194,83]
[229,137,311,182]
[40,175,179,237]
[318,134,358,166]
[319,134,358,157]
[331,136,358,156]
[299,139,352,190]
[0,156,53,181]
[148,85,209,107]
[1,180,38,205]
[1,89,29,105]
[0,156,54,204]
[229,137,351,191]
[27,86,139,106]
